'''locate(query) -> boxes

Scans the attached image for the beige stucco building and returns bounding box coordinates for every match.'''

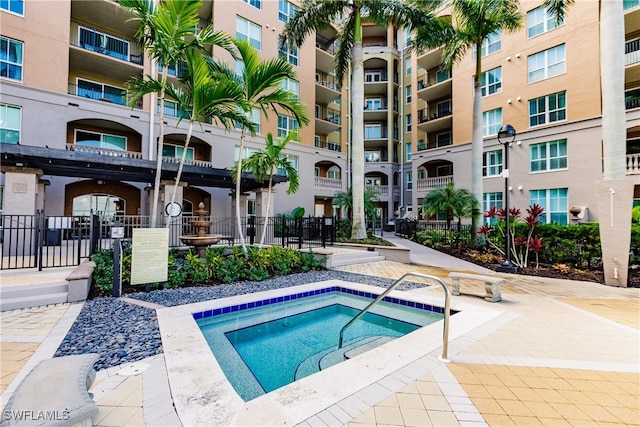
[1,0,639,228]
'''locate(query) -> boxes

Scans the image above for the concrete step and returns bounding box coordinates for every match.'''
[329,251,386,267]
[0,281,69,311]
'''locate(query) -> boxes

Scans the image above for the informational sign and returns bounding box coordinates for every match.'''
[130,228,169,285]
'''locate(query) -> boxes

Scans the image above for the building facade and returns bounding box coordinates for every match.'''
[1,0,640,228]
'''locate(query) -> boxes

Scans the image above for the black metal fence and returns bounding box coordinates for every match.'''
[0,213,336,270]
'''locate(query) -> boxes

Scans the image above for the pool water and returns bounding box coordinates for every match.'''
[197,288,444,401]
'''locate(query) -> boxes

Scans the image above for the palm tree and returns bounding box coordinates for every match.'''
[333,186,380,221]
[120,0,237,227]
[420,181,479,231]
[206,39,310,256]
[413,0,522,245]
[129,48,254,222]
[281,0,436,240]
[236,132,300,247]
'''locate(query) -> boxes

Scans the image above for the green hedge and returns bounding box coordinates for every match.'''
[90,245,325,296]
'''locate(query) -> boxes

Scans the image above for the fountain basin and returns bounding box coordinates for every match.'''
[180,234,222,258]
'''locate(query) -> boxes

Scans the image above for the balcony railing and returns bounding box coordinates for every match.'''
[66,143,143,159]
[316,34,337,54]
[364,128,388,140]
[365,71,388,83]
[67,83,142,109]
[315,177,342,189]
[626,38,640,66]
[416,175,454,190]
[162,156,213,168]
[627,88,640,110]
[315,106,341,124]
[418,107,453,123]
[316,70,341,91]
[71,22,143,65]
[315,139,341,152]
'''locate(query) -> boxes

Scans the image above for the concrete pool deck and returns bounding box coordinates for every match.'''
[1,238,639,426]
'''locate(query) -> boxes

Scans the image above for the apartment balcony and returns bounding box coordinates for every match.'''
[315,106,341,135]
[66,143,143,159]
[315,138,342,152]
[316,71,341,104]
[417,46,444,72]
[366,185,399,198]
[316,33,337,74]
[416,175,453,191]
[364,127,389,144]
[363,102,389,121]
[364,68,389,95]
[72,0,138,38]
[67,82,142,109]
[625,0,640,34]
[69,22,143,83]
[626,88,640,110]
[315,177,342,189]
[417,74,452,103]
[626,37,640,84]
[417,105,453,133]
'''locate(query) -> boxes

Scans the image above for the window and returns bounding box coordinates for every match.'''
[278,0,297,23]
[483,149,503,177]
[365,98,382,110]
[406,143,412,161]
[417,168,425,180]
[73,195,125,217]
[483,192,503,224]
[0,36,23,81]
[277,115,298,139]
[327,168,340,180]
[279,40,298,66]
[528,44,565,83]
[236,16,261,50]
[235,107,261,132]
[406,85,412,103]
[530,188,568,224]
[436,69,451,83]
[365,123,383,139]
[242,0,261,9]
[481,67,501,97]
[77,79,126,105]
[529,91,566,127]
[163,143,194,161]
[277,154,299,175]
[0,103,20,144]
[366,177,381,186]
[365,151,381,162]
[527,5,562,38]
[406,171,413,190]
[474,31,501,58]
[406,58,412,75]
[530,139,567,172]
[280,78,299,101]
[436,132,452,147]
[157,99,188,118]
[365,70,383,82]
[1,0,23,15]
[75,130,126,151]
[483,108,502,136]
[436,164,453,176]
[406,114,412,133]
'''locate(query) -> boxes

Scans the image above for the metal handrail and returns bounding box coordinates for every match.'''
[338,272,451,362]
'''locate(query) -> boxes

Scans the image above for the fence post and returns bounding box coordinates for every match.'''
[36,210,44,271]
[90,214,100,256]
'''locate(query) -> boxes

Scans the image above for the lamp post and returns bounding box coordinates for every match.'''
[496,124,518,273]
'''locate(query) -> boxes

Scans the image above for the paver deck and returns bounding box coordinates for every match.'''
[1,237,638,426]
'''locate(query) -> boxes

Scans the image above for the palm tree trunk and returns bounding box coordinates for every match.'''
[351,35,367,239]
[166,119,194,226]
[470,44,484,247]
[235,130,248,256]
[259,174,274,248]
[600,0,625,180]
[151,67,169,228]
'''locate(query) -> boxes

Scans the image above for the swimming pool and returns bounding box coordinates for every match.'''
[157,280,502,426]
[196,287,445,400]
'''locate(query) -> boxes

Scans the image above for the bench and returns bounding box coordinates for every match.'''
[1,354,99,427]
[65,260,95,303]
[448,272,505,302]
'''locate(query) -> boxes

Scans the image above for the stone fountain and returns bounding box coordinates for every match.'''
[180,202,221,259]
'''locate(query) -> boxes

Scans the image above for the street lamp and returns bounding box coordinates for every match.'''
[495,124,518,273]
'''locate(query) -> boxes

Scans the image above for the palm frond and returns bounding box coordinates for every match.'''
[125,75,163,107]
[542,0,574,25]
[280,0,349,49]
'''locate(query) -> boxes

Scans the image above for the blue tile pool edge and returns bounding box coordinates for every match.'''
[192,286,457,320]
